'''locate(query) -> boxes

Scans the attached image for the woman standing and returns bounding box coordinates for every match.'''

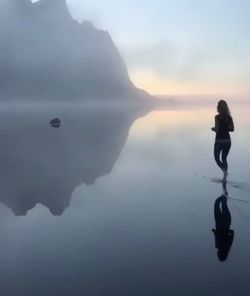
[211,100,234,180]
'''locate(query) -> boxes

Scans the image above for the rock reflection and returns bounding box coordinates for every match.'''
[212,181,234,262]
[0,105,148,216]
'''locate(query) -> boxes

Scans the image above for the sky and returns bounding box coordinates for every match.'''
[34,0,250,96]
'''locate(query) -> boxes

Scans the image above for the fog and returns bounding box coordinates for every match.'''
[0,0,144,101]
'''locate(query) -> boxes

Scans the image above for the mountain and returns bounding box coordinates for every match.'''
[0,0,151,101]
[0,105,149,215]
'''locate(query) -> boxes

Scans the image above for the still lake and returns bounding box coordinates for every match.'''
[0,101,250,296]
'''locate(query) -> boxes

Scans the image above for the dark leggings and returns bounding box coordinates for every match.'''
[214,141,231,171]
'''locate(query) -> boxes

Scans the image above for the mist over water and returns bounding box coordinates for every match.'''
[1,1,250,295]
[1,101,250,295]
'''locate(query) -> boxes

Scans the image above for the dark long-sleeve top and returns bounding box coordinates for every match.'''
[214,114,234,141]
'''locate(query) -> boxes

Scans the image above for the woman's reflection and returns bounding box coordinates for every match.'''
[212,181,234,262]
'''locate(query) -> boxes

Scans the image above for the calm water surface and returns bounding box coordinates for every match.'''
[0,102,250,295]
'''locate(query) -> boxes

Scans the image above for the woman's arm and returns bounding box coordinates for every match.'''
[229,117,234,132]
[211,116,219,132]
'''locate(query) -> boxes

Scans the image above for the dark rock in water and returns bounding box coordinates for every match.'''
[50,118,61,128]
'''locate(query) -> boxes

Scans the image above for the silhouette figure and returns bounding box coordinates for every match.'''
[212,181,234,262]
[211,100,234,181]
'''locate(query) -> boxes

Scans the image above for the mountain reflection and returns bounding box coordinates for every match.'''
[0,104,149,216]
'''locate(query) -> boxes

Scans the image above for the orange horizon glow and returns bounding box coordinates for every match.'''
[130,69,249,97]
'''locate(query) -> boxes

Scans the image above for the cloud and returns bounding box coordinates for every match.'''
[122,41,214,83]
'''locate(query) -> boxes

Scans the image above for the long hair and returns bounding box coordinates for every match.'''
[217,100,231,116]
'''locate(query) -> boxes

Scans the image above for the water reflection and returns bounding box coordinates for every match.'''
[0,105,149,216]
[212,180,234,262]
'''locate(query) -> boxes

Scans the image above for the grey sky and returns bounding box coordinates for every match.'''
[32,0,250,95]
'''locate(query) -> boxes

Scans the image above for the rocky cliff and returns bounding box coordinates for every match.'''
[0,0,149,101]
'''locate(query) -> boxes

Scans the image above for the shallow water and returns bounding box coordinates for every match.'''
[0,102,250,295]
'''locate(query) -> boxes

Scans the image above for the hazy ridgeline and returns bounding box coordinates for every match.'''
[0,0,152,102]
[0,0,155,215]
